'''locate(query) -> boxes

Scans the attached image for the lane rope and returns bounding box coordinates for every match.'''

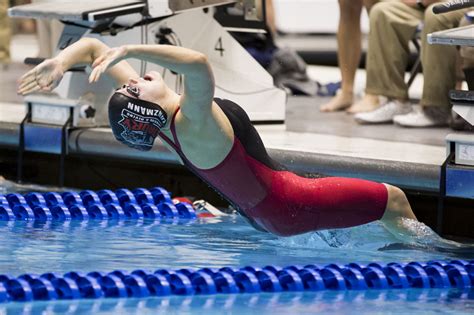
[0,187,196,222]
[0,260,472,302]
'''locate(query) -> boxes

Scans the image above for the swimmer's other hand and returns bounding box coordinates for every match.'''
[89,46,128,83]
[17,58,64,95]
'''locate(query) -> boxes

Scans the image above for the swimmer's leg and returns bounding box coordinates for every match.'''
[380,184,470,249]
[379,184,419,240]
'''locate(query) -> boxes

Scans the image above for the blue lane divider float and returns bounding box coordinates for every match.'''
[0,260,472,303]
[0,187,196,222]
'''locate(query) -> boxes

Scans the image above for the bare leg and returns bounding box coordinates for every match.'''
[320,0,363,112]
[346,93,380,113]
[379,184,417,237]
[265,0,277,38]
[379,184,470,249]
[344,0,382,114]
[380,184,421,240]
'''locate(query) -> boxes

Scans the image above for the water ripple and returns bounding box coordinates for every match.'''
[0,216,472,276]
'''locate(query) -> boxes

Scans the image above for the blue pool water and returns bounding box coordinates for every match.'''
[0,217,473,314]
[0,217,472,274]
[2,289,473,315]
[0,182,473,314]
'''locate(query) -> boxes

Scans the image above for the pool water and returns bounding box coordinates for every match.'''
[0,216,473,314]
[2,289,474,315]
[0,178,473,314]
[0,216,472,274]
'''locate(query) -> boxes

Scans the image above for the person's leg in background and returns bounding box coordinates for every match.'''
[264,0,277,38]
[321,0,379,113]
[0,0,11,66]
[354,1,423,124]
[320,0,364,112]
[345,0,381,113]
[394,6,470,127]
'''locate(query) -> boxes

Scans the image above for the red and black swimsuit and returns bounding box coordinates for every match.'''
[158,98,388,236]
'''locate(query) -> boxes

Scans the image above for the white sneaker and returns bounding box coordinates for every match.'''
[354,100,412,124]
[393,106,449,127]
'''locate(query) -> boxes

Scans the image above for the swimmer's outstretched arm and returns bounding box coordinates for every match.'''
[17,38,137,95]
[89,44,215,120]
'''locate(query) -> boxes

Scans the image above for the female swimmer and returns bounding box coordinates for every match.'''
[18,37,418,239]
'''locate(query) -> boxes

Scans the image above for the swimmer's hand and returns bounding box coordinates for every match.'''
[17,58,64,95]
[89,46,128,83]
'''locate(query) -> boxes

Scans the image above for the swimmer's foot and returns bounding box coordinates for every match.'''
[346,94,380,114]
[380,217,474,251]
[320,92,353,112]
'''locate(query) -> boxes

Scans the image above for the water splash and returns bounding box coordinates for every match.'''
[270,222,394,250]
[266,218,474,257]
[394,218,447,245]
[380,217,474,254]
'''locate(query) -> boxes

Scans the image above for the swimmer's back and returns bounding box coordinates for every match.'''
[213,98,286,172]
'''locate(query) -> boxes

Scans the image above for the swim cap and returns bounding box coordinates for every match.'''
[108,92,168,151]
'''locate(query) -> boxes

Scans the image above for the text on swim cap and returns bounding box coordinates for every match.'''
[127,102,166,123]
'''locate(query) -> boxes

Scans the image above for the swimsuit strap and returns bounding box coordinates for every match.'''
[158,107,181,152]
[169,107,182,149]
[158,107,199,169]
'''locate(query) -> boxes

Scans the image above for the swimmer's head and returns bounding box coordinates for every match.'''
[118,71,166,102]
[108,84,168,151]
